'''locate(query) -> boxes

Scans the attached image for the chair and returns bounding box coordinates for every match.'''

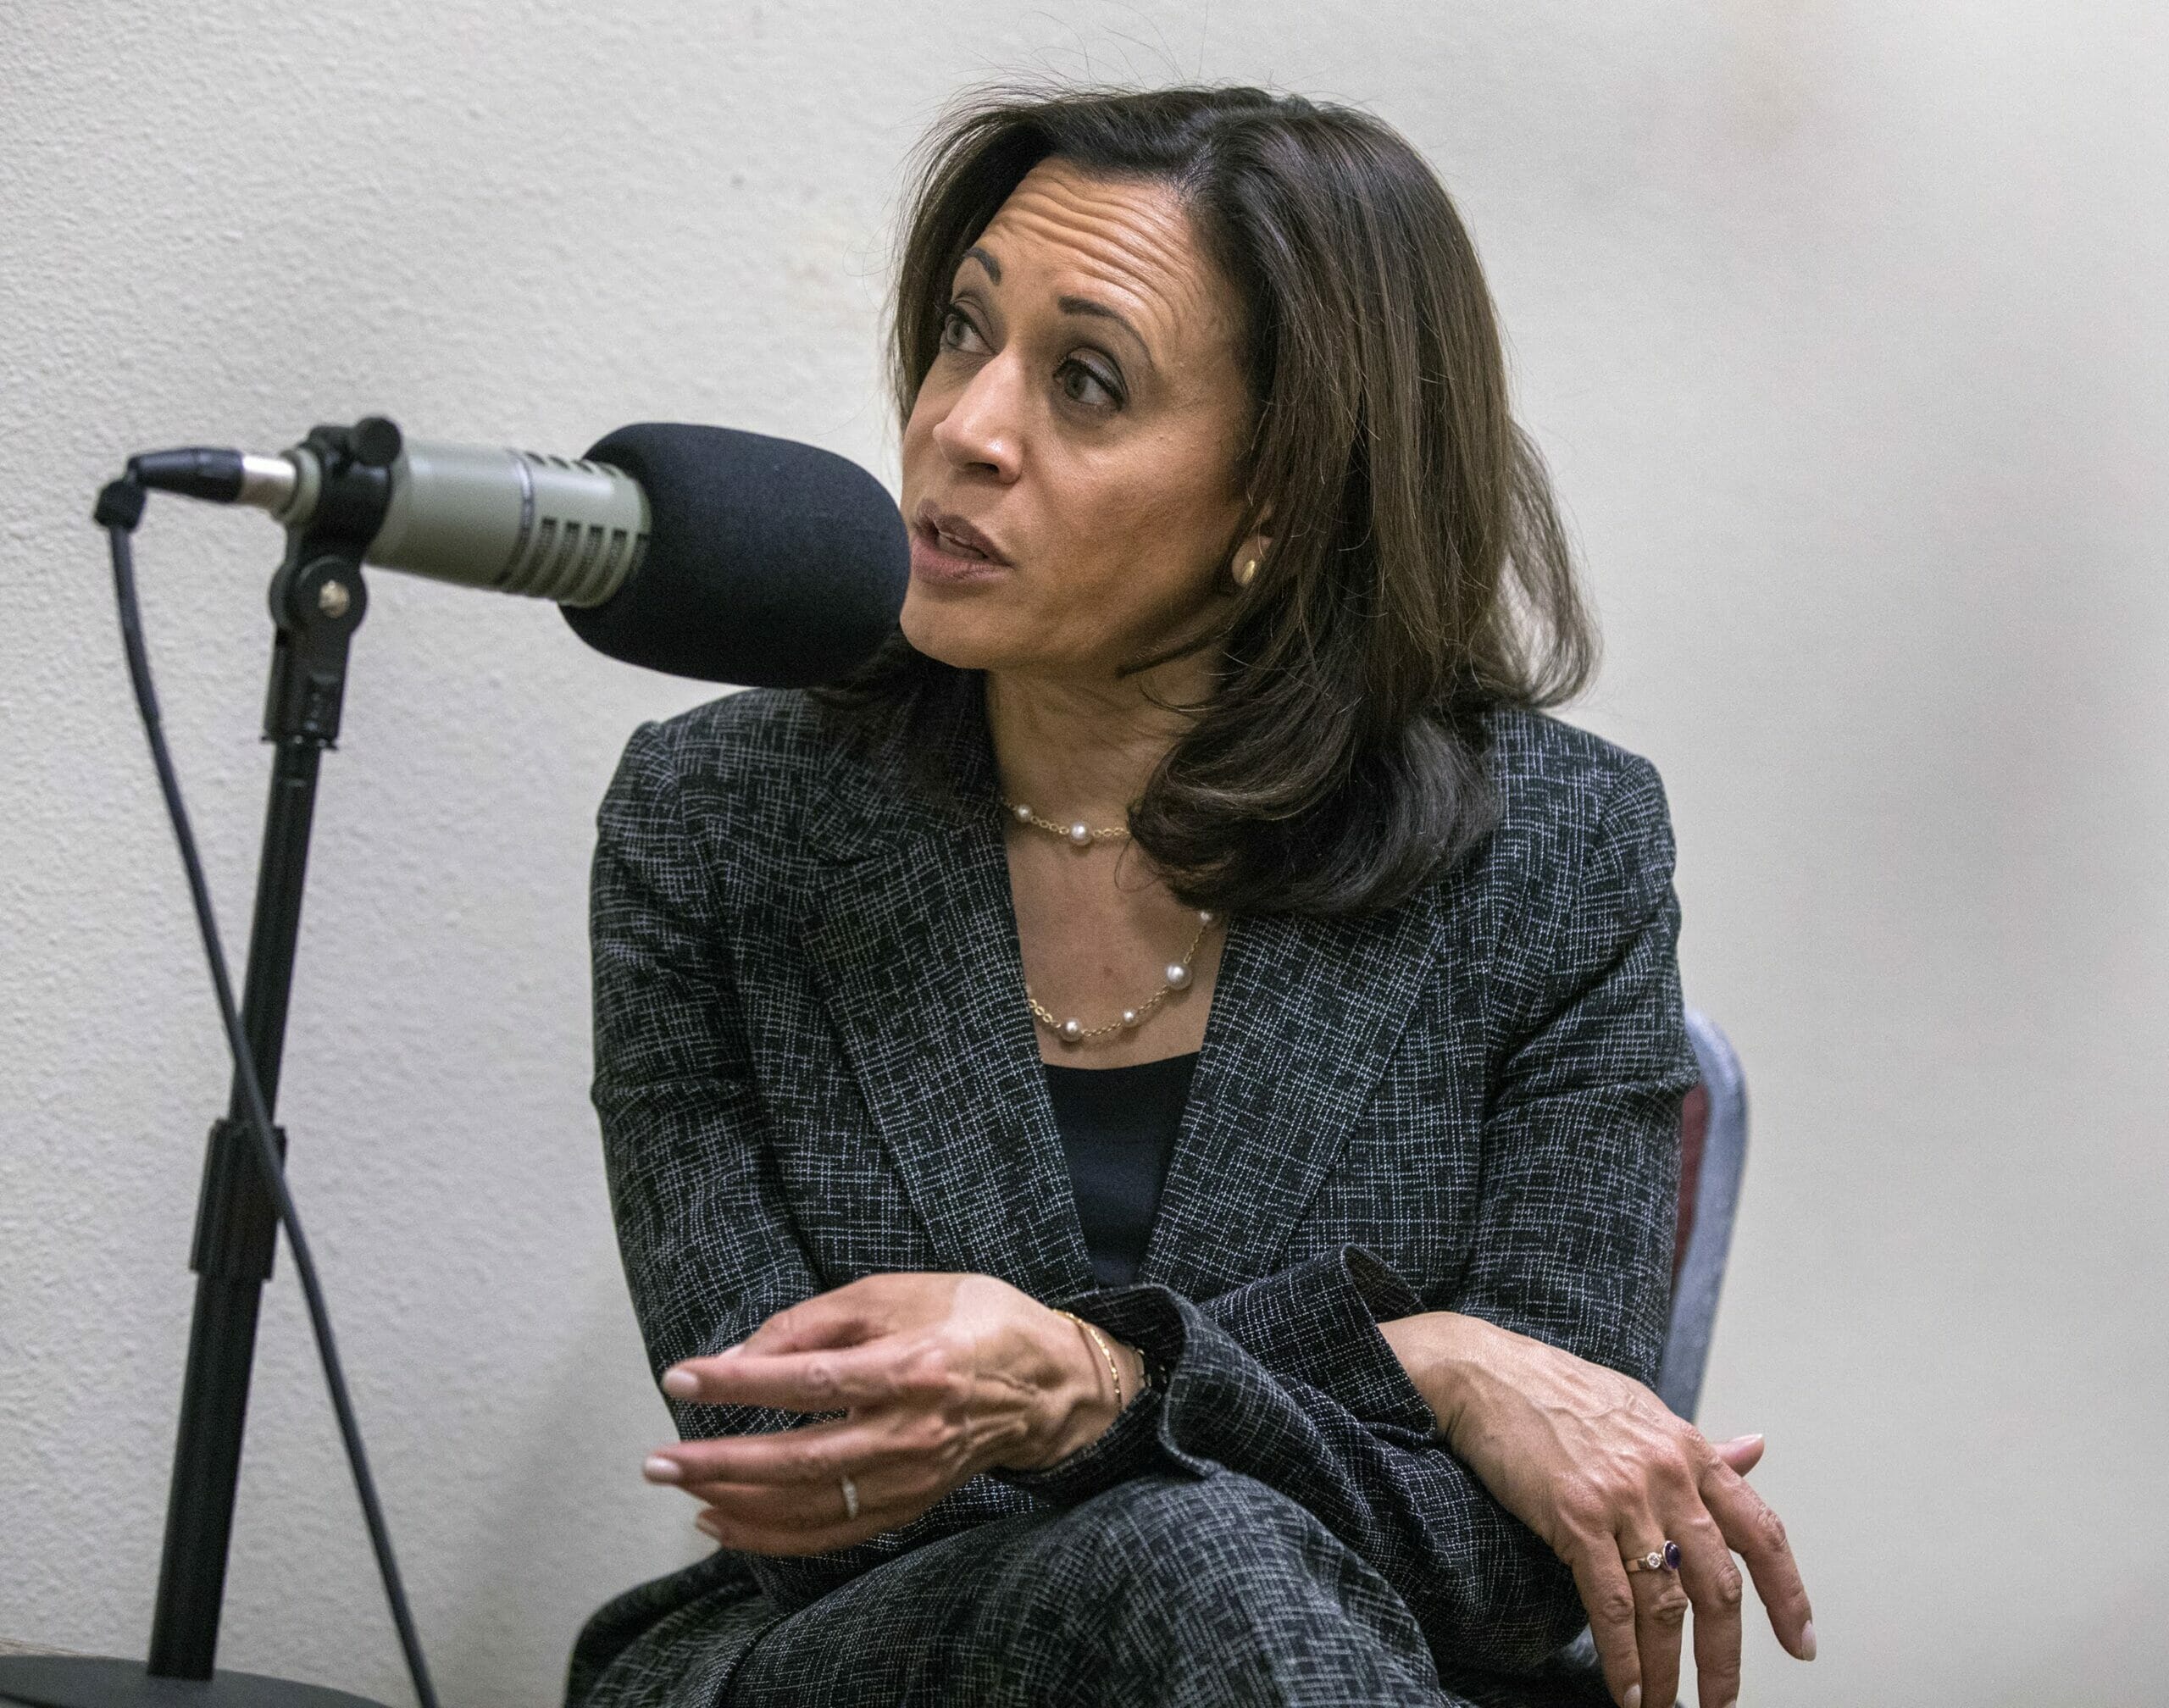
[1656,1009,1750,1422]
[1539,1007,1750,1699]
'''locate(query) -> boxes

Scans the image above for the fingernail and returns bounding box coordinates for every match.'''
[1727,1432,1765,1449]
[642,1456,683,1483]
[693,1511,722,1539]
[1624,1686,1642,1708]
[1800,1620,1817,1661]
[661,1367,698,1398]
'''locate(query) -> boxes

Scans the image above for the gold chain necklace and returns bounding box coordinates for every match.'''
[1004,797,1131,846]
[1001,795,1219,1045]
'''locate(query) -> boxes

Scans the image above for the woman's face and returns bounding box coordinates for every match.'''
[897,158,1258,679]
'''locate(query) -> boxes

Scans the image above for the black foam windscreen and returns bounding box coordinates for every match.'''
[563,422,908,688]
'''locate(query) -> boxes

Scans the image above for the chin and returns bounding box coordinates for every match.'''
[899,588,1024,673]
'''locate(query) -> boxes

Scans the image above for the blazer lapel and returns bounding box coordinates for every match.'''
[1140,890,1449,1300]
[794,671,1455,1308]
[796,684,1097,1300]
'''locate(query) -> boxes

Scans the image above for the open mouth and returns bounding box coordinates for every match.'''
[929,520,993,560]
[915,504,1008,566]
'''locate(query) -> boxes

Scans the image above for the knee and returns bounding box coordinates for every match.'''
[1073,1472,1332,1586]
[1013,1473,1441,1701]
[1054,1471,1412,1641]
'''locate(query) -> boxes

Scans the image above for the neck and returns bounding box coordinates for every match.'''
[983,652,1214,824]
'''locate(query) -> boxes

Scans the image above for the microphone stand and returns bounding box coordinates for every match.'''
[1,422,405,1707]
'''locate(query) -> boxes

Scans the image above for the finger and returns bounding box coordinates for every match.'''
[1713,1434,1765,1477]
[690,1481,918,1557]
[663,1340,940,1411]
[734,1287,893,1358]
[1701,1463,1815,1661]
[671,1420,957,1511]
[1564,1538,1643,1708]
[1624,1533,1690,1708]
[682,1467,932,1533]
[653,1406,974,1490]
[681,1441,957,1539]
[1671,1511,1745,1708]
[686,1419,951,1555]
[648,1414,868,1487]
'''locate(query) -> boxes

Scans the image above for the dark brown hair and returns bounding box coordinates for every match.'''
[823,83,1596,918]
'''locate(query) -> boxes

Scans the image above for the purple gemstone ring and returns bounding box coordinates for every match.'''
[1625,1540,1683,1574]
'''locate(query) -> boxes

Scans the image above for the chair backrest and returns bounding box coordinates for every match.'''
[1540,1011,1754,1694]
[1654,1009,1749,1422]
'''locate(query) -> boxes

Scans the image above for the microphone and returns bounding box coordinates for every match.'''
[125,418,909,688]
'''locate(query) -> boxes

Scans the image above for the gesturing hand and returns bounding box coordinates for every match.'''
[640,1273,1140,1556]
[1379,1312,1814,1708]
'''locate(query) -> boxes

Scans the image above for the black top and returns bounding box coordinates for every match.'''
[1042,1051,1200,1286]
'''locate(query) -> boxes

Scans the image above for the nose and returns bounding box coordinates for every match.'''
[930,354,1023,483]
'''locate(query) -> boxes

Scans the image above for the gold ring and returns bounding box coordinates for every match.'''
[1625,1541,1682,1573]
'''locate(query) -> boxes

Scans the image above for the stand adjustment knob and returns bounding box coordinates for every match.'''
[348,417,402,469]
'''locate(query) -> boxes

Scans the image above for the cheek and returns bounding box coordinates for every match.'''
[1049,458,1229,616]
[901,392,1242,670]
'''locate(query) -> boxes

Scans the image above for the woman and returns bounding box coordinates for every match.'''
[568,85,1813,1708]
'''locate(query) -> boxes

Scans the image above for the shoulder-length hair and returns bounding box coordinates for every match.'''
[820,83,1597,919]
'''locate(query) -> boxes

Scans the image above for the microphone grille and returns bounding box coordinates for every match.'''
[501,450,649,605]
[563,424,909,689]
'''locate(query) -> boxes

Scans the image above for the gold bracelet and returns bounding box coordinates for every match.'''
[1054,1308,1124,1411]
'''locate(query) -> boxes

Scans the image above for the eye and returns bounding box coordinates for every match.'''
[1057,355,1124,412]
[938,303,988,354]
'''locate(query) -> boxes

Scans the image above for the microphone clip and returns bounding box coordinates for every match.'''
[305,414,403,476]
[287,416,401,552]
[257,416,406,749]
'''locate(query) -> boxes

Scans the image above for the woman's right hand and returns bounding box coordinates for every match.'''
[1377,1311,1814,1708]
[641,1272,1140,1556]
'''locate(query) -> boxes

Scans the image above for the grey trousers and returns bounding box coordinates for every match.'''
[722,1472,1459,1707]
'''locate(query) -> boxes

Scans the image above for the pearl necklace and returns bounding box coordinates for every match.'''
[1007,798,1131,846]
[1001,796,1218,1045]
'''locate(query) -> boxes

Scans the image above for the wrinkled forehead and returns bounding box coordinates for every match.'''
[968,158,1240,366]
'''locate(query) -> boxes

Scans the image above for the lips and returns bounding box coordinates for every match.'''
[915,503,1010,566]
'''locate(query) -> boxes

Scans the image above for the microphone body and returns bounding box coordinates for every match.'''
[128,419,910,689]
[366,440,650,607]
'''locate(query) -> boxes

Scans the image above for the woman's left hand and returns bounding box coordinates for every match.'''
[1379,1311,1813,1708]
[640,1273,1140,1556]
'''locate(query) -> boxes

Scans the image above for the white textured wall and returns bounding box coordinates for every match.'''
[3,3,2162,1704]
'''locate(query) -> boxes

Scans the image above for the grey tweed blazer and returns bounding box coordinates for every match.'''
[566,674,1700,1706]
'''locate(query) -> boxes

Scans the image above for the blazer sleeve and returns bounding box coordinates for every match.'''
[996,752,1698,1675]
[595,718,1068,1628]
[589,718,829,1463]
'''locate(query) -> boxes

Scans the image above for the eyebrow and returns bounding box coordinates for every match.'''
[1057,294,1151,362]
[956,245,1157,370]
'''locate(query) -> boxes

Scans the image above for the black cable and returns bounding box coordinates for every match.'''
[100,480,444,1708]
